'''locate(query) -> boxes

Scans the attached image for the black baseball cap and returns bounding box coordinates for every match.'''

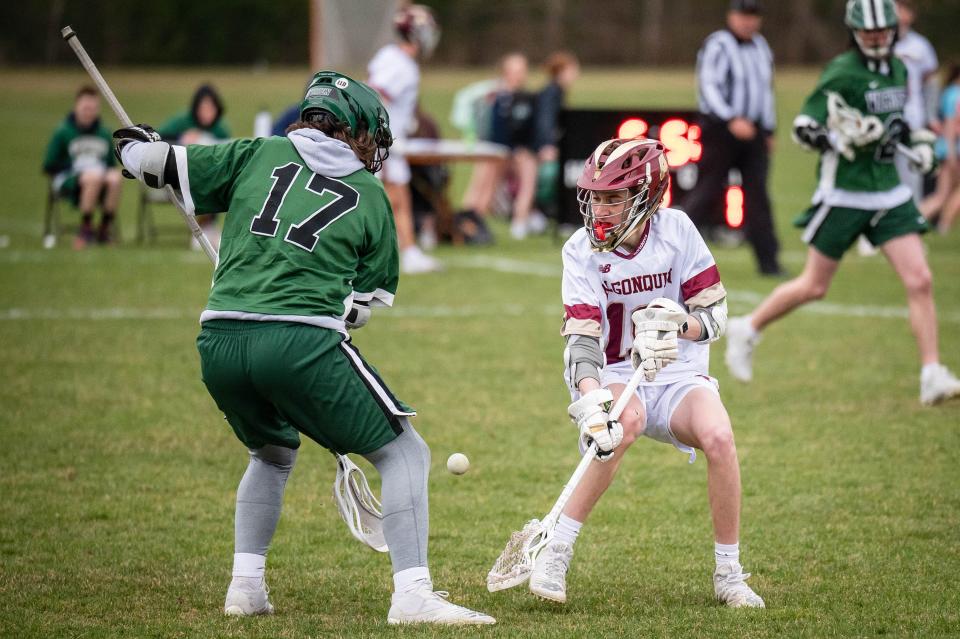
[730,0,763,14]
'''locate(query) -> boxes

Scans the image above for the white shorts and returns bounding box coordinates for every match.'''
[379,152,411,185]
[599,369,721,463]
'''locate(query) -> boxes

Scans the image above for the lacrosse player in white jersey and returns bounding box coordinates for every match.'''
[529,138,764,608]
[368,4,442,274]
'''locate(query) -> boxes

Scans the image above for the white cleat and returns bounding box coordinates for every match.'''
[224,577,275,616]
[714,561,765,609]
[725,316,760,383]
[387,582,496,625]
[920,364,960,406]
[401,246,443,274]
[529,541,573,603]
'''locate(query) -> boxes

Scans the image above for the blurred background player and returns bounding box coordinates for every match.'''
[530,138,764,609]
[725,0,960,407]
[113,71,494,625]
[368,4,442,274]
[451,53,529,244]
[921,64,960,233]
[893,0,940,203]
[42,85,122,248]
[158,84,231,250]
[532,51,580,228]
[684,0,783,277]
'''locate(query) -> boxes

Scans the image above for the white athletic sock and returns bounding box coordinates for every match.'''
[232,552,266,579]
[921,362,941,379]
[715,542,740,566]
[393,566,432,593]
[553,514,583,547]
[745,316,760,338]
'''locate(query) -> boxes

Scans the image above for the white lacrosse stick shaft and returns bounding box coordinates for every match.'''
[541,365,647,527]
[895,143,923,166]
[61,26,219,265]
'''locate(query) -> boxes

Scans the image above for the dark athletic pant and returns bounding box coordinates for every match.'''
[680,116,781,274]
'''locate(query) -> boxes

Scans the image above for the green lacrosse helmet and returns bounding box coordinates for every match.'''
[299,71,393,168]
[845,0,898,59]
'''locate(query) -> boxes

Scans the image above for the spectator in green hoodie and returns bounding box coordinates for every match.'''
[157,84,231,250]
[42,85,122,248]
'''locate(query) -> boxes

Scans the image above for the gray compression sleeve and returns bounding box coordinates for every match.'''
[235,445,298,556]
[690,298,728,343]
[564,334,603,390]
[362,420,431,574]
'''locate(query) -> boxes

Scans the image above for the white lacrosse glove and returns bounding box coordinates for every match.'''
[344,301,371,330]
[568,389,623,462]
[908,128,937,174]
[631,298,688,382]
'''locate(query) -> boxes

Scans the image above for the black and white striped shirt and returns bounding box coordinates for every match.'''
[696,29,776,133]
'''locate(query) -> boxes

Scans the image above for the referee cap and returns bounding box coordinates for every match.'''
[730,0,763,14]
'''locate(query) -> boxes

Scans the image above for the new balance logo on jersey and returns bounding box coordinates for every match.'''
[599,264,611,273]
[865,87,906,114]
[602,268,673,296]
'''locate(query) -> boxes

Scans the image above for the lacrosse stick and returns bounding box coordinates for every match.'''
[487,364,646,592]
[62,26,219,264]
[333,453,389,552]
[62,25,387,553]
[825,90,922,165]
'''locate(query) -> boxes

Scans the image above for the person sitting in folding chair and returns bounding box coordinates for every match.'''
[42,85,122,248]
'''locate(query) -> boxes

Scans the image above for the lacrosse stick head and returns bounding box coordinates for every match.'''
[486,518,550,592]
[332,454,389,553]
[826,91,885,150]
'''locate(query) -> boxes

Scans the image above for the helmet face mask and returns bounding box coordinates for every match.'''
[845,0,898,60]
[299,71,393,172]
[852,28,896,60]
[576,138,670,252]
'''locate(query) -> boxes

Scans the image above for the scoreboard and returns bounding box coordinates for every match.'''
[557,109,743,229]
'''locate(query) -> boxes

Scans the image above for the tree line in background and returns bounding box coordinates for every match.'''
[2,0,959,67]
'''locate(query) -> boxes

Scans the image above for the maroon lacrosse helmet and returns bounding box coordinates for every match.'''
[576,138,670,251]
[394,5,440,59]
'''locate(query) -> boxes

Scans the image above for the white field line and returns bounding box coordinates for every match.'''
[1,256,958,323]
[445,255,960,324]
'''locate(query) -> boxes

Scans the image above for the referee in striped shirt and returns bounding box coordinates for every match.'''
[683,0,783,276]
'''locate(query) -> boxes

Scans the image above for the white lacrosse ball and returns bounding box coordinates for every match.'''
[446,453,470,475]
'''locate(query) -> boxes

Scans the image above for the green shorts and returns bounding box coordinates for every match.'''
[793,199,928,260]
[196,319,415,454]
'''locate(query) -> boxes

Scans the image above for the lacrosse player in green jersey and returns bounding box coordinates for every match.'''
[726,0,960,406]
[113,71,494,625]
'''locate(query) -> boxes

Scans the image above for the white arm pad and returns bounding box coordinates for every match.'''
[690,298,728,343]
[120,140,173,189]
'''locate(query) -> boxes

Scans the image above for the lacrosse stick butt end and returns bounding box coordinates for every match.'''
[61,26,76,40]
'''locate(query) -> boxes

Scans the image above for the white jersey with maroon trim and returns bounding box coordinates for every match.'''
[367,43,420,140]
[561,207,725,386]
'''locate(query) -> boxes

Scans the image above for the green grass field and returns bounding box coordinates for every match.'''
[1,66,959,638]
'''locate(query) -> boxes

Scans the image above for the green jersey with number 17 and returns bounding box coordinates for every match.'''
[174,136,398,331]
[800,50,912,210]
